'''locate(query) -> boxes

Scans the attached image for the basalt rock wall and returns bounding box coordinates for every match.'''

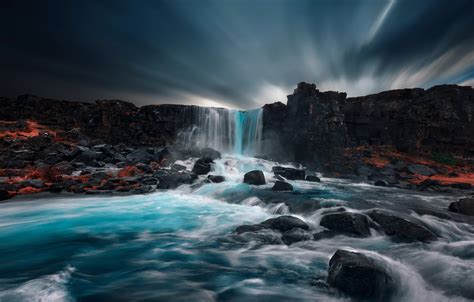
[262,82,474,169]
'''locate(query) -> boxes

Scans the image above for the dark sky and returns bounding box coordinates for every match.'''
[1,0,473,109]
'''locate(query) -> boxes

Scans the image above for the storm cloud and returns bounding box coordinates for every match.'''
[1,0,473,109]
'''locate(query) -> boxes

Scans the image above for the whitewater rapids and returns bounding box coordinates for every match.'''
[0,154,473,301]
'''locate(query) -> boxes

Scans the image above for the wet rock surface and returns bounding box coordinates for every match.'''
[320,212,371,237]
[327,250,395,299]
[243,170,266,185]
[271,180,293,191]
[449,198,474,216]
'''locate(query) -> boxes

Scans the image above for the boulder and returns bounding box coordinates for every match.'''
[171,163,186,171]
[140,177,158,185]
[0,189,13,201]
[235,224,265,234]
[243,170,266,185]
[125,148,156,164]
[272,166,305,180]
[448,198,474,216]
[207,175,225,183]
[374,180,388,187]
[272,181,293,191]
[281,228,312,245]
[156,171,197,189]
[200,147,221,160]
[327,250,395,299]
[305,175,321,182]
[260,215,309,232]
[368,210,437,242]
[407,164,436,176]
[19,179,44,188]
[320,212,371,237]
[192,157,213,175]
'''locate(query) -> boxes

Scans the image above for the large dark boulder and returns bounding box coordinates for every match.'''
[327,250,395,299]
[192,157,213,175]
[320,212,371,237]
[260,215,309,232]
[200,148,221,160]
[272,181,293,191]
[243,170,266,185]
[368,210,437,242]
[156,171,197,189]
[305,175,320,182]
[272,166,305,180]
[448,198,474,216]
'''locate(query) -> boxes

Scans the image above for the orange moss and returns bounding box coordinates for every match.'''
[0,120,56,140]
[18,187,43,194]
[118,166,142,177]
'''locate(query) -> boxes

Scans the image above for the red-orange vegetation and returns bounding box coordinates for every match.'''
[18,187,43,194]
[0,120,56,140]
[118,166,142,178]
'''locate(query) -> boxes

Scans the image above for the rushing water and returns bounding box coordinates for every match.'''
[178,107,263,156]
[1,155,474,301]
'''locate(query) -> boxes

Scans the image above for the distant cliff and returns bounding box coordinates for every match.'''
[1,82,473,170]
[262,82,474,169]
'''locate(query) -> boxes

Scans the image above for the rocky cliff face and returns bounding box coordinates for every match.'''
[262,82,474,169]
[1,82,473,171]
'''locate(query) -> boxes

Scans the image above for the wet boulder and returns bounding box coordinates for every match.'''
[328,250,395,299]
[448,198,474,216]
[171,163,186,171]
[451,183,472,190]
[305,175,320,182]
[243,170,266,185]
[235,224,265,234]
[0,189,13,201]
[260,215,309,232]
[208,175,225,183]
[192,157,213,175]
[156,171,197,189]
[281,228,312,245]
[272,180,293,191]
[368,210,437,242]
[374,180,388,187]
[125,148,156,164]
[200,147,221,160]
[320,212,371,237]
[272,166,305,180]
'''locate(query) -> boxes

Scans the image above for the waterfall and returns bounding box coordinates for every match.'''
[179,107,263,156]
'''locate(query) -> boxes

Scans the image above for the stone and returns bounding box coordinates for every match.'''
[243,170,266,185]
[305,175,321,182]
[451,183,472,190]
[235,224,265,234]
[171,163,186,171]
[260,215,309,232]
[374,180,388,187]
[320,212,371,237]
[281,228,312,245]
[156,171,197,189]
[271,181,293,191]
[192,157,213,175]
[448,198,474,216]
[327,250,395,299]
[207,175,225,183]
[0,189,13,201]
[200,147,221,160]
[272,166,305,180]
[368,210,437,242]
[407,164,436,176]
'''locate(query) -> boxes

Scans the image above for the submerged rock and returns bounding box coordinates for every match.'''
[272,166,305,180]
[320,212,371,237]
[281,228,312,245]
[243,170,266,185]
[368,210,437,242]
[272,180,293,191]
[208,175,225,183]
[327,249,395,299]
[448,198,474,216]
[260,215,309,232]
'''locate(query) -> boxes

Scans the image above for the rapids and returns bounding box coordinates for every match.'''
[0,155,473,301]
